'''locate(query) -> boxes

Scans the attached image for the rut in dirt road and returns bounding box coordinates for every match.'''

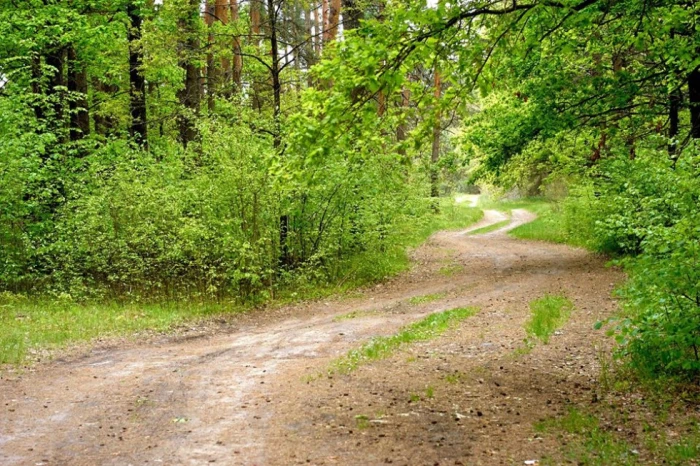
[0,210,623,466]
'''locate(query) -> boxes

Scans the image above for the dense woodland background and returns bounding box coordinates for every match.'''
[1,0,700,378]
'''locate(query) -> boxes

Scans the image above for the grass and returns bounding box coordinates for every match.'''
[329,306,479,374]
[408,292,447,305]
[0,196,483,367]
[536,408,638,466]
[444,370,467,384]
[333,310,376,322]
[525,294,573,345]
[468,219,511,235]
[0,296,238,365]
[438,263,463,277]
[536,407,700,466]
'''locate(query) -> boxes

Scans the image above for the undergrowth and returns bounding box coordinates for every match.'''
[0,198,482,367]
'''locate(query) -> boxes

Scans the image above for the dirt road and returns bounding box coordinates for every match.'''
[0,209,623,465]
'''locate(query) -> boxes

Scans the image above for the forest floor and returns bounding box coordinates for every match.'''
[1,205,695,465]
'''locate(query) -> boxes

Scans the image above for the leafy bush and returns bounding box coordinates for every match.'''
[586,147,700,378]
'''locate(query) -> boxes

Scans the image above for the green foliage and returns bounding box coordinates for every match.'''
[525,294,573,345]
[330,306,478,374]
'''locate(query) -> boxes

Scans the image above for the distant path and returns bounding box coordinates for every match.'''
[0,203,622,465]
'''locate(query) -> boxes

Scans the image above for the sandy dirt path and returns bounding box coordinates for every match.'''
[0,209,623,466]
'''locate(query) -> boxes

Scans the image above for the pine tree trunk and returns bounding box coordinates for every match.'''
[313,7,321,55]
[396,87,410,156]
[67,45,90,142]
[322,0,329,43]
[215,0,231,88]
[127,2,148,148]
[45,47,65,133]
[250,0,263,110]
[327,0,341,42]
[231,0,243,91]
[205,1,217,111]
[689,66,700,139]
[177,0,202,148]
[431,69,441,200]
[342,0,361,32]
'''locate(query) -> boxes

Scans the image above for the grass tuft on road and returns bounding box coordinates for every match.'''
[408,292,447,305]
[468,219,511,235]
[525,294,573,345]
[330,306,478,374]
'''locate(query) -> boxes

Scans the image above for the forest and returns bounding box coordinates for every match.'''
[1,0,700,385]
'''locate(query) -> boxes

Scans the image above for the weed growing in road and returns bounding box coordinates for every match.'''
[468,219,511,236]
[333,310,375,322]
[408,292,447,305]
[329,307,479,374]
[354,414,370,429]
[438,263,463,277]
[526,294,573,344]
[444,371,467,384]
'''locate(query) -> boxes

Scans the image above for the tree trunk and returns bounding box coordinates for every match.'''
[327,0,341,42]
[45,47,65,132]
[250,0,263,110]
[377,90,386,116]
[689,66,700,139]
[127,1,148,148]
[313,7,321,56]
[67,45,90,142]
[30,53,44,122]
[396,87,410,156]
[215,0,231,86]
[231,0,243,91]
[177,0,202,148]
[342,0,361,32]
[431,69,441,200]
[322,0,329,43]
[669,83,680,158]
[266,0,289,268]
[205,1,217,111]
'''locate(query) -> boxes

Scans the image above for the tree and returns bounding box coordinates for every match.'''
[177,0,202,147]
[127,1,148,148]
